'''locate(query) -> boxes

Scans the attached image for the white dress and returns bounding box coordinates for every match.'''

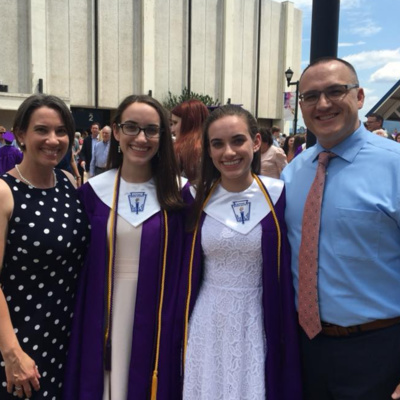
[103,216,141,400]
[183,216,267,400]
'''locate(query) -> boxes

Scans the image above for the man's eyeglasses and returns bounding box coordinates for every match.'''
[118,123,161,139]
[299,84,359,106]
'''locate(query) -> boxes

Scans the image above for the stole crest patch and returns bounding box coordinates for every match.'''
[128,192,147,214]
[231,200,251,224]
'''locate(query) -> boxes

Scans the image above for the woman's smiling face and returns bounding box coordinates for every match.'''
[207,115,261,192]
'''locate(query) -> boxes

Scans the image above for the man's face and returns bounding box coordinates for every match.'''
[273,130,280,139]
[91,124,100,138]
[366,116,382,132]
[299,61,364,149]
[102,127,111,143]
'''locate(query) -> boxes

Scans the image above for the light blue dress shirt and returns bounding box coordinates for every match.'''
[282,124,400,326]
[89,140,110,177]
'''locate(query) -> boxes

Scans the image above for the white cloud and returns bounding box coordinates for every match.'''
[350,19,382,37]
[341,0,362,9]
[370,62,400,83]
[344,48,400,70]
[339,41,366,47]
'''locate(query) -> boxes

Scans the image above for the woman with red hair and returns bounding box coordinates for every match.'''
[171,99,209,183]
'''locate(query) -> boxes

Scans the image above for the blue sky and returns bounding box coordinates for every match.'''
[277,0,400,132]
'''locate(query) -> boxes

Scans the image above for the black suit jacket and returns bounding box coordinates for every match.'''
[79,136,94,172]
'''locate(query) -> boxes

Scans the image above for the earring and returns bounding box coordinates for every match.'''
[118,144,121,153]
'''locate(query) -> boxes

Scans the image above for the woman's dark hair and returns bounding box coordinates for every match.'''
[13,94,75,150]
[190,104,260,230]
[282,135,293,156]
[172,99,209,182]
[107,94,183,211]
[259,127,273,147]
[293,133,306,154]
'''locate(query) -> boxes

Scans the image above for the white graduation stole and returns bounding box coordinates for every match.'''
[194,176,284,235]
[89,169,160,227]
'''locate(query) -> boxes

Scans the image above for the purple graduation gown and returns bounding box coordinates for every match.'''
[63,183,184,400]
[181,182,303,400]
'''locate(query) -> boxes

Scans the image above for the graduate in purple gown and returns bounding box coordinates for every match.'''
[63,95,186,400]
[180,105,302,399]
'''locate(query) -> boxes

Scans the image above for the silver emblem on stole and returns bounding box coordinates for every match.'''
[128,192,147,214]
[231,200,251,224]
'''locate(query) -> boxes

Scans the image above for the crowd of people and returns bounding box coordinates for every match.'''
[0,56,399,400]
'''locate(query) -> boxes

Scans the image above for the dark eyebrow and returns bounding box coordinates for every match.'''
[210,133,247,144]
[122,120,159,127]
[34,124,66,129]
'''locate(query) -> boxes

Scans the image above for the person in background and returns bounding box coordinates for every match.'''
[395,132,400,143]
[171,99,209,183]
[79,122,101,181]
[271,125,281,147]
[181,104,301,400]
[0,126,6,147]
[365,113,384,132]
[89,125,111,177]
[259,127,287,178]
[64,95,186,400]
[282,135,296,162]
[0,94,90,399]
[72,132,81,164]
[281,57,400,400]
[292,133,306,158]
[0,132,23,175]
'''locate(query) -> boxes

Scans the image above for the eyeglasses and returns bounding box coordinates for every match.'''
[118,123,161,139]
[299,84,359,106]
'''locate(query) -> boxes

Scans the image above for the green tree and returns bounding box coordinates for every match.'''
[163,87,219,110]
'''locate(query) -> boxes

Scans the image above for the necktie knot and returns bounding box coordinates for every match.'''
[318,151,336,168]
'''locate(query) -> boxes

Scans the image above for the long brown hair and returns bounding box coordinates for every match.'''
[107,95,183,211]
[172,99,209,183]
[189,105,261,230]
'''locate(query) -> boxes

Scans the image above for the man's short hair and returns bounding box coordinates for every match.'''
[300,57,359,85]
[271,126,281,133]
[368,113,383,125]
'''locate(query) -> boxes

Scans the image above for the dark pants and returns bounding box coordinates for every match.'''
[300,323,400,399]
[78,163,85,183]
[94,166,106,176]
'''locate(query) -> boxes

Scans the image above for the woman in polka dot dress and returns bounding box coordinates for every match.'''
[0,94,90,399]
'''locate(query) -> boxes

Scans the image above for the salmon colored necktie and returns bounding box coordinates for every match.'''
[298,151,336,339]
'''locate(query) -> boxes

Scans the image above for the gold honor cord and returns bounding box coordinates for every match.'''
[151,210,169,400]
[104,168,121,353]
[252,173,282,282]
[182,175,282,371]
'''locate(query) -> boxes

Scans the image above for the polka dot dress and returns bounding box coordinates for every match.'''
[0,169,90,399]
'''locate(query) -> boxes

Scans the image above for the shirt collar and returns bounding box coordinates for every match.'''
[310,122,369,164]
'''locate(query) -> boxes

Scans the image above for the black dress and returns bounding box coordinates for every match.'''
[0,169,90,399]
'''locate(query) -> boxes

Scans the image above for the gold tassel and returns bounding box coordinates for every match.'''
[150,370,158,400]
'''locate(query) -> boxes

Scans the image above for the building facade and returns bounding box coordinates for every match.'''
[0,0,301,130]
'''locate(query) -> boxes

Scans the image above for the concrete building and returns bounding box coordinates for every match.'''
[0,0,301,130]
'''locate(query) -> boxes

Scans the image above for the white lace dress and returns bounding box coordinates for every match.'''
[183,216,267,400]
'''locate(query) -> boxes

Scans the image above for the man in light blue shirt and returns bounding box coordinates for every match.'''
[281,57,400,400]
[89,125,111,177]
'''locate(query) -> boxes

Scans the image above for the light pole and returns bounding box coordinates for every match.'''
[285,67,299,135]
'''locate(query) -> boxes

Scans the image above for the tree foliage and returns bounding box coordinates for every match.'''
[162,87,219,110]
